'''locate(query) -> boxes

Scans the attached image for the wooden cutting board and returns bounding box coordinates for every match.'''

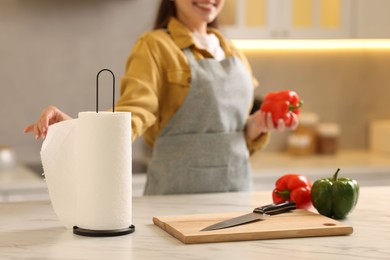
[153,209,353,244]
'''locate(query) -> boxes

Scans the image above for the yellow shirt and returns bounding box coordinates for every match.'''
[116,18,268,154]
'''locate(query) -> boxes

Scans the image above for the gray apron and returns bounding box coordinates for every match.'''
[144,48,254,195]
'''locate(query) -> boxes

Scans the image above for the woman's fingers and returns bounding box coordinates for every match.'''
[33,123,42,140]
[37,108,54,138]
[23,124,34,134]
[276,118,286,132]
[289,113,299,130]
[24,106,61,140]
[256,111,265,130]
[24,122,42,139]
[258,112,299,133]
[266,112,276,131]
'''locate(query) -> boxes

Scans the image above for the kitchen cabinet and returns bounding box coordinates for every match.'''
[219,0,353,39]
[0,163,146,200]
[250,150,390,190]
[354,0,390,38]
[0,165,48,202]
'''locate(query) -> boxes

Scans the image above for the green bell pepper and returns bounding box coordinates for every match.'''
[311,168,359,219]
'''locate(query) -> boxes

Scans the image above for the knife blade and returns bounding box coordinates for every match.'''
[200,201,296,231]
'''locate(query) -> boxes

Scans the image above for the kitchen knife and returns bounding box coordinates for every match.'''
[200,201,296,231]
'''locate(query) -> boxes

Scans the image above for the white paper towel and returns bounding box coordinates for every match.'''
[41,111,132,230]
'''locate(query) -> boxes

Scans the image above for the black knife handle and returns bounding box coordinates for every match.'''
[253,201,296,215]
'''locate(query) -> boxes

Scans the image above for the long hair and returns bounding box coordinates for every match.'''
[154,0,219,29]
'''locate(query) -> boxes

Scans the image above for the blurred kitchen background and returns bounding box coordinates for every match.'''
[1,0,390,200]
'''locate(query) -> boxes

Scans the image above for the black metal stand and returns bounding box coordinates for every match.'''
[73,225,135,237]
[96,68,115,113]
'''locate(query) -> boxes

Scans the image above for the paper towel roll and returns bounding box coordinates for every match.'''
[41,119,78,229]
[41,111,132,231]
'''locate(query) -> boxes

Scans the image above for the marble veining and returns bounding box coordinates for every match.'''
[0,186,389,260]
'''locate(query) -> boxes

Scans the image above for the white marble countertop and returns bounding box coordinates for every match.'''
[0,186,389,260]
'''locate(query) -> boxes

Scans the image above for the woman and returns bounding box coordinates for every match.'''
[24,0,298,195]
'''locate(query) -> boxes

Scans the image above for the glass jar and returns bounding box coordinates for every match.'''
[287,112,319,155]
[316,123,341,155]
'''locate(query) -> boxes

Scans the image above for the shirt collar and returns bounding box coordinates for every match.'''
[167,17,195,49]
[167,17,234,55]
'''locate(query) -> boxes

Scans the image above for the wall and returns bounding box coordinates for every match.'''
[1,0,390,164]
[0,0,158,163]
[246,48,390,152]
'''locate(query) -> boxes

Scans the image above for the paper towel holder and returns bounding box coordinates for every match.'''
[72,69,135,237]
[96,68,115,113]
[73,225,135,237]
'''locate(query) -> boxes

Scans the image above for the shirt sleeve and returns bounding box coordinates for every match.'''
[246,132,270,156]
[115,36,162,142]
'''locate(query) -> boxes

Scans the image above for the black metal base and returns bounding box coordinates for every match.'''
[73,225,135,237]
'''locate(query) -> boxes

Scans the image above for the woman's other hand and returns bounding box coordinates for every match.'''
[24,106,72,140]
[246,110,299,140]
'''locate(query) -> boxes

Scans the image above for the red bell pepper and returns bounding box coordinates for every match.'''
[272,174,312,209]
[260,90,303,127]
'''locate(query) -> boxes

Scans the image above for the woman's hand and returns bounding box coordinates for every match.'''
[246,110,299,141]
[24,106,72,140]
